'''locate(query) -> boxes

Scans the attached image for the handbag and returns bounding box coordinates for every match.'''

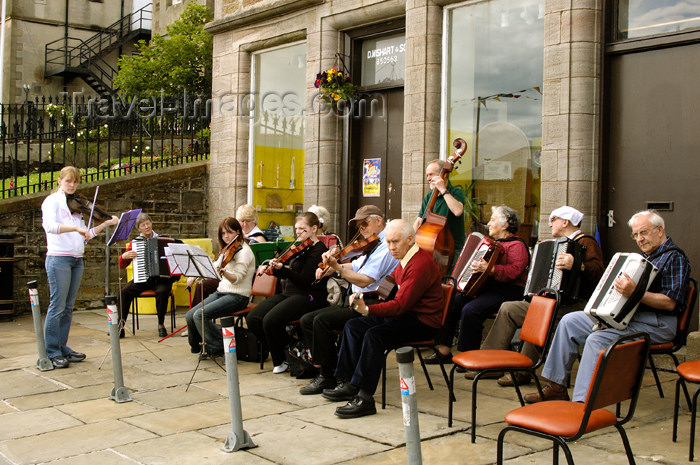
[234,325,264,362]
[326,276,349,305]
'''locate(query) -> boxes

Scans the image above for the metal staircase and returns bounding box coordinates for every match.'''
[44,4,152,96]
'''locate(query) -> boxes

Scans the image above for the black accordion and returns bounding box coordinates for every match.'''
[132,237,176,283]
[524,237,586,302]
[584,252,658,330]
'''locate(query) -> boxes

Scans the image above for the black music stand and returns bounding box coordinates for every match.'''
[107,208,143,339]
[166,243,221,388]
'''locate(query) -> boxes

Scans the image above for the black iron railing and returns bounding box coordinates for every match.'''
[1,92,210,199]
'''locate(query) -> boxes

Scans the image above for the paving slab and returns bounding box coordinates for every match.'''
[56,396,156,422]
[0,407,83,440]
[0,369,64,398]
[122,398,233,435]
[0,419,157,464]
[6,383,115,410]
[216,412,392,465]
[132,384,224,410]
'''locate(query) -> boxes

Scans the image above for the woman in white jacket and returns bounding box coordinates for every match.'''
[41,166,118,368]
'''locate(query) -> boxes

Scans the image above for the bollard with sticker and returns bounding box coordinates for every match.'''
[27,281,53,371]
[220,316,256,452]
[106,295,132,403]
[397,346,422,465]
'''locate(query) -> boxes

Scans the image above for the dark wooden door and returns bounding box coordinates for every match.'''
[604,42,700,299]
[346,88,404,237]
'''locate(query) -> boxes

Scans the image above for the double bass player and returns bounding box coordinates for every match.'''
[412,156,466,272]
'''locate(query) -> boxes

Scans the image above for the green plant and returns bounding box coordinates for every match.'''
[314,67,357,103]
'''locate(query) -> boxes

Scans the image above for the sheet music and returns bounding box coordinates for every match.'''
[107,209,142,246]
[164,245,189,276]
[166,242,219,280]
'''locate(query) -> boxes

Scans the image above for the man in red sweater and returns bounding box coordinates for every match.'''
[322,219,445,418]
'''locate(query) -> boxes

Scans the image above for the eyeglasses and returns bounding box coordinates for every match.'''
[630,226,659,240]
[358,217,374,229]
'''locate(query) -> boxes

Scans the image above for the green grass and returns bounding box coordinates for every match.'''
[1,154,209,199]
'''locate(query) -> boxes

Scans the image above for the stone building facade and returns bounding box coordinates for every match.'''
[204,0,602,244]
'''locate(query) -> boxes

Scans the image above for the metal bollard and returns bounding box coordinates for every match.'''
[397,346,422,465]
[106,295,132,403]
[27,281,53,371]
[220,316,256,452]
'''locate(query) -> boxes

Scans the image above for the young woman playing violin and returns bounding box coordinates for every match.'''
[185,217,255,358]
[246,212,329,374]
[41,166,119,369]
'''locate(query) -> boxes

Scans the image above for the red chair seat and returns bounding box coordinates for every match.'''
[139,290,157,297]
[651,341,673,351]
[453,350,533,370]
[678,360,700,383]
[505,401,617,437]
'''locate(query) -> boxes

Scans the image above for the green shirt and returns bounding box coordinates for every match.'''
[418,183,466,254]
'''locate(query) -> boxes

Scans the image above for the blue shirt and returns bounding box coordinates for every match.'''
[641,236,691,314]
[351,229,399,293]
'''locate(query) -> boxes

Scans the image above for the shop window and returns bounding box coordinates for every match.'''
[617,1,700,40]
[250,42,306,237]
[443,0,543,245]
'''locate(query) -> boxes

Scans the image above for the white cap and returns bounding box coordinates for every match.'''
[549,206,584,227]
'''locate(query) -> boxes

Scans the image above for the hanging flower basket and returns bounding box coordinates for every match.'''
[314,67,357,104]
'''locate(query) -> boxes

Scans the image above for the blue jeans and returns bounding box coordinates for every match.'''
[44,255,84,358]
[185,291,249,354]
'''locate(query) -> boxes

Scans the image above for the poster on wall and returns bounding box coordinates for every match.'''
[362,158,381,197]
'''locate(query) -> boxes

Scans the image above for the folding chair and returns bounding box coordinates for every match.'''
[132,289,176,334]
[380,276,456,409]
[673,360,700,461]
[449,288,560,443]
[648,277,697,405]
[497,332,650,465]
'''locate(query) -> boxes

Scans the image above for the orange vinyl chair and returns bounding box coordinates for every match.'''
[449,289,560,443]
[496,332,650,465]
[380,276,456,409]
[673,360,700,461]
[132,289,176,334]
[232,264,278,369]
[648,277,697,406]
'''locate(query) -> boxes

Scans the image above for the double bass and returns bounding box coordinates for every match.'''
[415,138,467,275]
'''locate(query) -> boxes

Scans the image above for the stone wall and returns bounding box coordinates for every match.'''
[0,161,209,316]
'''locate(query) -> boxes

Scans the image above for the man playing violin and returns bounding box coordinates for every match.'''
[298,205,399,395]
[118,213,178,338]
[413,159,466,258]
[323,219,444,418]
[185,217,255,358]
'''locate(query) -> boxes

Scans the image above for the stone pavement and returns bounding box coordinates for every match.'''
[0,308,696,465]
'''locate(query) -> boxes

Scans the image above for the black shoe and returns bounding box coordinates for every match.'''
[65,351,86,363]
[424,351,453,365]
[335,395,377,419]
[120,328,125,338]
[322,381,359,402]
[50,356,70,369]
[300,375,337,395]
[158,327,168,338]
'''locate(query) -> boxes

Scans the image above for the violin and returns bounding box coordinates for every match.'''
[258,238,313,276]
[217,234,242,277]
[66,193,112,221]
[318,233,380,270]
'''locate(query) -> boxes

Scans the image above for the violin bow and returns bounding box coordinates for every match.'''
[85,185,99,243]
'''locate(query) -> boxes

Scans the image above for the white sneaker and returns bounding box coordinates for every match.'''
[273,362,289,374]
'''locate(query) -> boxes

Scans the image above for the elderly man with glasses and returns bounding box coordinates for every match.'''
[524,209,691,403]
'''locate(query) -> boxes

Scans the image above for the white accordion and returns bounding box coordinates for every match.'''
[584,252,658,330]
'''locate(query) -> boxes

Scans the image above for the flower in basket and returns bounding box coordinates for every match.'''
[314,67,357,103]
